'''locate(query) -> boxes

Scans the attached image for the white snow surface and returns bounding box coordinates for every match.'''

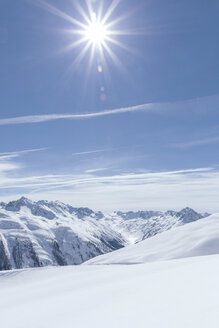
[0,255,219,328]
[1,212,219,327]
[87,213,219,264]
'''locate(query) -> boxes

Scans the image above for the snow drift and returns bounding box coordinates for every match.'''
[0,255,219,328]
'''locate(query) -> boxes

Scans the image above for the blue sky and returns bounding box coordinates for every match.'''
[0,0,219,211]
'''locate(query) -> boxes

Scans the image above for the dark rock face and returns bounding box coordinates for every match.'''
[176,207,205,223]
[116,210,162,220]
[52,241,67,266]
[11,239,41,269]
[100,237,124,251]
[0,240,11,271]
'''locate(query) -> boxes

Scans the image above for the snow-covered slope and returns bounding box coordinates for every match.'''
[0,197,126,270]
[87,214,219,265]
[1,255,219,328]
[0,197,209,270]
[1,208,218,327]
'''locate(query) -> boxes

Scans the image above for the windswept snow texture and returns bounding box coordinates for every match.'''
[87,214,219,265]
[0,255,219,328]
[0,197,209,270]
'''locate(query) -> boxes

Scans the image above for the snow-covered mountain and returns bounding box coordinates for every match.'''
[86,213,219,265]
[0,197,209,271]
[104,206,209,243]
[0,197,126,271]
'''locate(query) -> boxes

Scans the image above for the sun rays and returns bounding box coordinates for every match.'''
[35,0,132,75]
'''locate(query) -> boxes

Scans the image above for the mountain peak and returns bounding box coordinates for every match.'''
[176,207,203,223]
[5,196,34,212]
[178,207,198,214]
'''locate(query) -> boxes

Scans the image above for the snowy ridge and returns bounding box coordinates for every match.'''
[105,206,209,243]
[86,213,219,265]
[0,197,209,270]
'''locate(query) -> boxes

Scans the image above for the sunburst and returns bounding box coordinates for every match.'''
[36,0,132,74]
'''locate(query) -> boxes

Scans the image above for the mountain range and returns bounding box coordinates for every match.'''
[0,196,210,271]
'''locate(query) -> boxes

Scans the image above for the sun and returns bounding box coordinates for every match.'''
[35,0,132,74]
[84,13,107,46]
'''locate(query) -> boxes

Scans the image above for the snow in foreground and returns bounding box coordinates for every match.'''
[1,213,219,327]
[0,255,219,328]
[87,213,219,265]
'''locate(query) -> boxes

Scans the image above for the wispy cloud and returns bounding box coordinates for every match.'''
[72,149,111,156]
[0,148,47,175]
[0,147,47,157]
[85,168,109,173]
[1,94,219,126]
[0,162,20,172]
[0,167,218,212]
[170,137,219,149]
[0,104,152,126]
